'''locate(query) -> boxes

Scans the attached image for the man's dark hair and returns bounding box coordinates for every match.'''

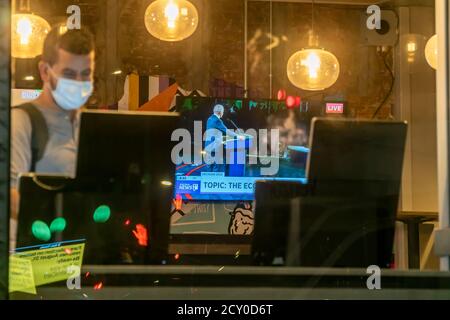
[42,28,95,65]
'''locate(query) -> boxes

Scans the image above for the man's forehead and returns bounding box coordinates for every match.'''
[55,48,95,64]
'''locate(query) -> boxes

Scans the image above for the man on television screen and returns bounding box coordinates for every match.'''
[206,104,236,136]
[204,104,241,173]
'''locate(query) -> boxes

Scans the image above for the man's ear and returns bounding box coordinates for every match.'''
[38,61,50,83]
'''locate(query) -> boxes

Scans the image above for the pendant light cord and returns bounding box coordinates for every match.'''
[372,47,395,119]
[19,0,31,12]
[309,0,317,46]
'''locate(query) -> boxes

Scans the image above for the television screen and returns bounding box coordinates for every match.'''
[173,97,317,200]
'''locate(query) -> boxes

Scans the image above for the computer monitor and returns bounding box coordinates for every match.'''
[306,117,407,191]
[76,110,179,185]
[252,118,407,268]
[17,110,180,265]
[76,110,180,264]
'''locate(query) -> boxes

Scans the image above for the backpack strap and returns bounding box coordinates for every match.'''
[13,103,49,172]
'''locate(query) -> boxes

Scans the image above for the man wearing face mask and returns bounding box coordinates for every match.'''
[10,28,95,247]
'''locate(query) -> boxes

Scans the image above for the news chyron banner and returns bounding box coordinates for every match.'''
[176,174,307,197]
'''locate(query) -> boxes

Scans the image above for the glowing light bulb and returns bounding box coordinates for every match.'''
[12,14,51,58]
[407,42,417,53]
[287,48,340,91]
[301,52,321,79]
[165,1,179,29]
[59,25,68,35]
[17,17,32,45]
[144,0,199,42]
[425,34,437,70]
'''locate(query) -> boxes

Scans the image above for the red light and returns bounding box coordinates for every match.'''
[173,194,183,211]
[132,224,148,247]
[277,89,286,101]
[124,219,131,226]
[94,282,103,290]
[295,96,301,107]
[175,253,180,260]
[286,96,296,108]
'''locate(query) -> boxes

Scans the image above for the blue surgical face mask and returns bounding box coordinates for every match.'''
[48,67,93,111]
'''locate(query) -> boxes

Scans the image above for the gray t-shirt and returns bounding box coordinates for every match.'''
[10,104,79,188]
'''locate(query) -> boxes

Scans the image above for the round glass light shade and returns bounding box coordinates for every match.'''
[287,48,340,91]
[12,13,51,59]
[144,0,199,42]
[425,34,437,70]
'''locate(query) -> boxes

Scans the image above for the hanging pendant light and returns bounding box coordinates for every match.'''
[144,0,199,42]
[12,0,51,59]
[425,34,437,70]
[286,0,340,91]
